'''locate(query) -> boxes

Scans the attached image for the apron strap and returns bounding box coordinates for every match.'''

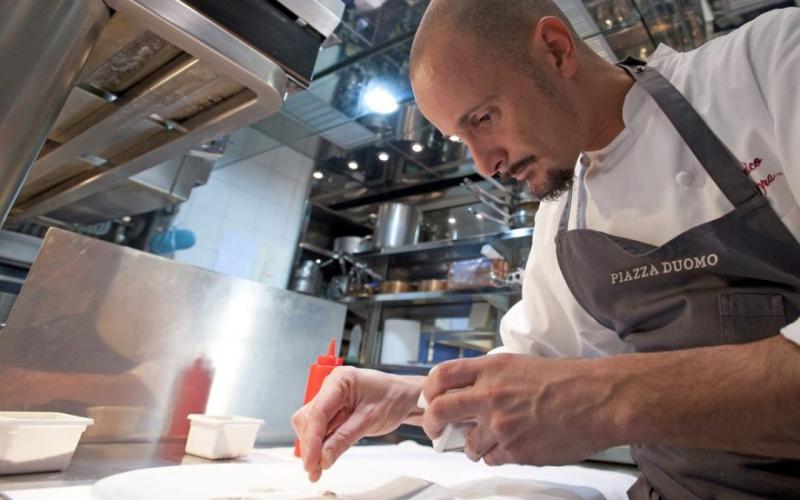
[617,57,762,208]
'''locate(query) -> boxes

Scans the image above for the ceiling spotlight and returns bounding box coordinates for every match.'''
[315,259,322,265]
[377,151,390,162]
[121,216,132,223]
[411,143,424,153]
[448,217,457,224]
[449,135,461,142]
[347,161,359,170]
[475,213,484,220]
[312,171,324,180]
[363,85,399,114]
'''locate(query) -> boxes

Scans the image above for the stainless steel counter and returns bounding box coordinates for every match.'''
[0,442,269,492]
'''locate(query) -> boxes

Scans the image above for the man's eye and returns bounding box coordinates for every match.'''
[479,113,492,123]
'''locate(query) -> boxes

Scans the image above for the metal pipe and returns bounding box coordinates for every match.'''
[0,0,109,227]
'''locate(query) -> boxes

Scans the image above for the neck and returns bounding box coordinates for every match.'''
[579,58,634,152]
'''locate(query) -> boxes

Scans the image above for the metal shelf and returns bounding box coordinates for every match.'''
[340,285,520,306]
[353,226,533,265]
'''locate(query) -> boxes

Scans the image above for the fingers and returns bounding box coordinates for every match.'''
[319,410,370,470]
[421,388,482,439]
[422,358,482,404]
[482,445,513,467]
[294,380,349,480]
[464,423,496,462]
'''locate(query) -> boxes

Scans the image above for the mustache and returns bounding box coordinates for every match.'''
[503,156,538,181]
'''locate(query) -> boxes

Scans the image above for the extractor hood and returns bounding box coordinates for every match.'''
[1,0,344,226]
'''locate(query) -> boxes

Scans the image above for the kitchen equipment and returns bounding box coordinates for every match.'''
[289,260,322,296]
[510,201,539,228]
[380,319,421,365]
[381,280,415,294]
[373,202,421,249]
[2,0,344,227]
[332,235,364,255]
[417,279,448,292]
[0,412,94,475]
[185,414,263,460]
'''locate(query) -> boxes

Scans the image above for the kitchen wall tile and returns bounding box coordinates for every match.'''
[225,189,261,227]
[182,207,225,250]
[189,179,232,217]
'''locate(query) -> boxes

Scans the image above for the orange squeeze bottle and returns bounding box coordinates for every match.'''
[294,339,343,457]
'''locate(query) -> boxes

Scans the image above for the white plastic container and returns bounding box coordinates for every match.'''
[185,415,263,460]
[0,412,94,475]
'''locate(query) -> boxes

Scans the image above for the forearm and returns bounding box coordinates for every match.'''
[600,335,800,458]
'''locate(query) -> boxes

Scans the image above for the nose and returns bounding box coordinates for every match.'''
[464,138,507,178]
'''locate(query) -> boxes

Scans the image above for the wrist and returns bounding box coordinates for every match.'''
[396,374,425,425]
[588,356,645,449]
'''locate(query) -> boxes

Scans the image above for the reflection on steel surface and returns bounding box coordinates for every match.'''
[0,229,345,445]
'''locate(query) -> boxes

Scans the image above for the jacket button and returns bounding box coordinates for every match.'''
[676,171,694,186]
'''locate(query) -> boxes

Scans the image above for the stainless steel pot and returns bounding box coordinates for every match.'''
[373,202,421,248]
[290,260,322,296]
[510,201,539,228]
[332,236,363,255]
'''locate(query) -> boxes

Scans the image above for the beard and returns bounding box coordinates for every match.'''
[534,166,574,201]
[508,157,574,201]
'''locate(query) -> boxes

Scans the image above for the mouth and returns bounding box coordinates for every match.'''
[507,156,538,181]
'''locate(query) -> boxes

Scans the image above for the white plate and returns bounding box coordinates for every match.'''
[91,462,410,500]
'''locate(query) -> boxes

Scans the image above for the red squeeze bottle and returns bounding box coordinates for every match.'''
[294,339,344,457]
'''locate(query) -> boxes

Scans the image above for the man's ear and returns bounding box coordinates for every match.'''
[531,16,578,78]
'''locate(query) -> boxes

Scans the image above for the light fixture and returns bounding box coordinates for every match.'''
[121,216,132,223]
[347,161,359,170]
[377,151,390,162]
[475,213,484,220]
[448,217,457,224]
[312,171,324,180]
[363,85,398,114]
[449,135,461,142]
[315,259,322,265]
[411,143,424,153]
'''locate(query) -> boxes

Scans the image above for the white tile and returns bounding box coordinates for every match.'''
[261,173,295,208]
[225,189,261,226]
[290,180,311,213]
[189,179,233,217]
[213,231,260,281]
[255,201,288,240]
[182,207,226,250]
[174,245,217,270]
[282,210,305,243]
[249,148,278,169]
[270,146,307,180]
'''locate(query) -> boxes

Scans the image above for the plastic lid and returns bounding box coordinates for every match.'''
[317,339,344,366]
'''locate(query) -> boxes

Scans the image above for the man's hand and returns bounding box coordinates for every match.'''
[421,354,618,466]
[291,367,424,482]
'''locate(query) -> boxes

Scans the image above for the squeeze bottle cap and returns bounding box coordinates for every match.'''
[318,338,344,366]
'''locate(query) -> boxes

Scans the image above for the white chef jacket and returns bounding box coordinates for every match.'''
[496,8,800,357]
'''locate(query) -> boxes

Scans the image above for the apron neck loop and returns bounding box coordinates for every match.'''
[615,59,762,209]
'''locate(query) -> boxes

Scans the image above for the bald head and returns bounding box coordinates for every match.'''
[410,0,589,82]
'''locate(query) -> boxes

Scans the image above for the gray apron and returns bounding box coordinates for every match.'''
[555,59,800,499]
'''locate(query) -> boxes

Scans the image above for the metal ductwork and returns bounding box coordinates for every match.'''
[0,0,344,227]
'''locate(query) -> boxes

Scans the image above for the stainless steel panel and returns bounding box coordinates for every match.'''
[0,0,109,226]
[277,0,346,38]
[0,228,346,445]
[0,231,42,267]
[9,0,291,224]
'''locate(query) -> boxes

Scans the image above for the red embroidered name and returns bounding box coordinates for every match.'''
[757,172,784,194]
[742,157,783,194]
[742,157,763,175]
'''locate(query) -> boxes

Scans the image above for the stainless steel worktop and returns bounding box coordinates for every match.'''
[0,442,265,492]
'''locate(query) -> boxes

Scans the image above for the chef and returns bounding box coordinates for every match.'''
[292,0,800,497]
